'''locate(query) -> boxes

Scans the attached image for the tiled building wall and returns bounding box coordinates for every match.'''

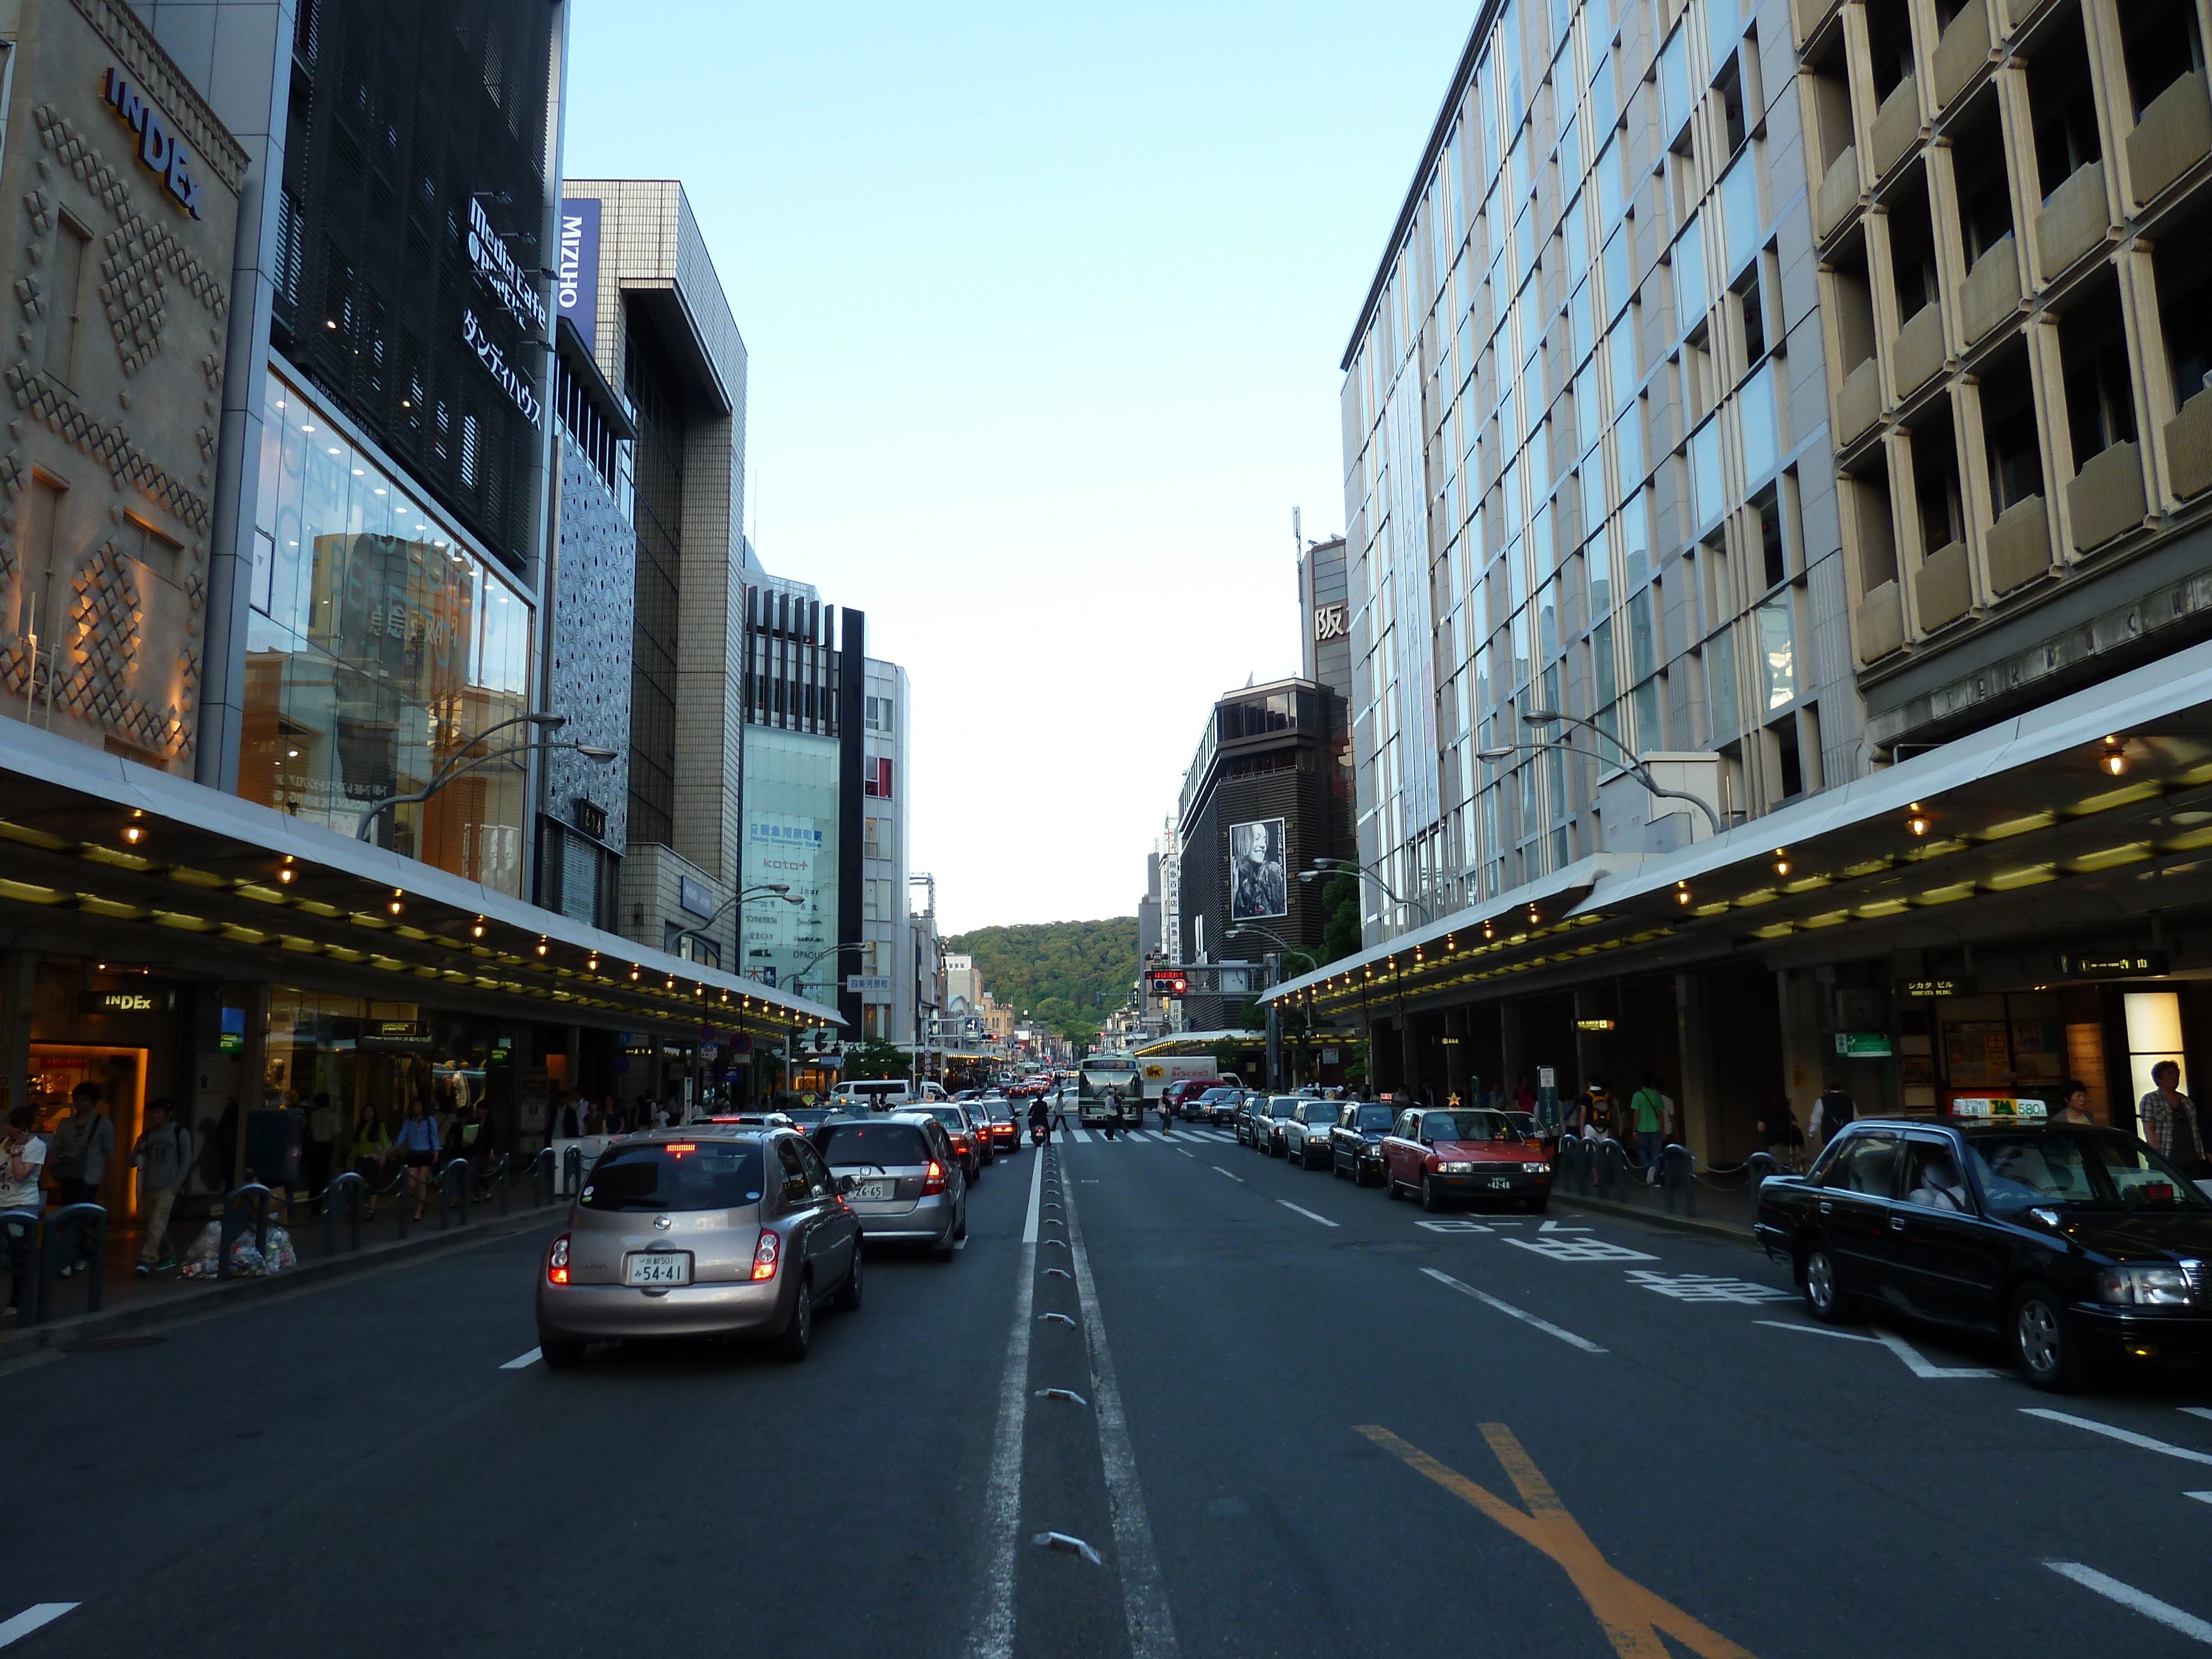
[1342,0,1858,945]
[546,428,634,848]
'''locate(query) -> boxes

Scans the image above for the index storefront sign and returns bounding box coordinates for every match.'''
[103,69,202,217]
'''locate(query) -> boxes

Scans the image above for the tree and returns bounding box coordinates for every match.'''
[842,1036,910,1081]
[1320,874,1363,964]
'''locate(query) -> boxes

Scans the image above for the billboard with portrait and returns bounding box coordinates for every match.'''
[1229,818,1288,920]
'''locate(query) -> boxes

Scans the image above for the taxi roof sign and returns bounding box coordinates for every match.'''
[1947,1096,2048,1121]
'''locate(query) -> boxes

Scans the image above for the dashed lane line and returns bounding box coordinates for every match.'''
[0,1606,76,1649]
[2044,1562,2212,1644]
[1277,1200,1340,1228]
[500,1347,541,1370]
[1420,1267,1605,1354]
[1210,1166,1244,1183]
[2024,1407,2212,1468]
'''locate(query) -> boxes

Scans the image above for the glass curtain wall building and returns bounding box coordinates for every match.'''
[1341,0,1855,945]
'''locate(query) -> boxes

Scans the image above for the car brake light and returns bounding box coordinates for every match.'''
[547,1234,570,1285]
[923,1159,947,1196]
[665,1142,696,1156]
[751,1228,780,1281]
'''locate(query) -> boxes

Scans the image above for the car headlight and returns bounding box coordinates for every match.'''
[2096,1264,2195,1306]
[1439,1161,1474,1173]
[1523,1161,1552,1174]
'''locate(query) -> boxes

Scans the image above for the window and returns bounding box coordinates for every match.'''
[862,756,894,798]
[581,1143,765,1212]
[45,215,91,388]
[119,513,182,586]
[776,1138,811,1204]
[1823,1130,1900,1195]
[1900,1139,1970,1211]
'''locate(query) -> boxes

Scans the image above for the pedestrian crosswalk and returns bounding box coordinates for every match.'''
[1063,1126,1242,1145]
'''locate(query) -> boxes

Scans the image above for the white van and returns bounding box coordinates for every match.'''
[843,1078,914,1111]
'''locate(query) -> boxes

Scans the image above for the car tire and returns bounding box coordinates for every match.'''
[834,1246,864,1312]
[1526,1196,1548,1214]
[1383,1168,1399,1200]
[955,1201,969,1243]
[2012,1282,2084,1392]
[775,1279,813,1363]
[1421,1176,1446,1213]
[539,1334,585,1370]
[1801,1245,1850,1324]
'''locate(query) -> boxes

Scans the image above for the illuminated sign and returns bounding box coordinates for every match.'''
[93,990,161,1014]
[2061,951,2169,979]
[1895,977,1975,999]
[103,69,202,218]
[466,196,547,335]
[1574,1018,1616,1032]
[1834,1032,1893,1057]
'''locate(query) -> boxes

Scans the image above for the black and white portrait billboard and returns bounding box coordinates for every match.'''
[1229,817,1287,920]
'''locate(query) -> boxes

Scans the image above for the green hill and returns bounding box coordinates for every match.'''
[945,917,1138,1042]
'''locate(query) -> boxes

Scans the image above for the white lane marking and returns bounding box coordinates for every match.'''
[1210,1166,1244,1183]
[1420,1267,1606,1353]
[1175,1147,1196,1159]
[1061,1172,1181,1659]
[1507,1236,1659,1263]
[1755,1319,1881,1343]
[499,1347,541,1370]
[1870,1329,1998,1379]
[0,1606,76,1648]
[966,1186,1042,1659]
[1277,1200,1340,1228]
[957,1237,970,1250]
[2044,1561,2212,1644]
[2025,1408,2212,1467]
[1070,1127,1093,1142]
[1624,1271,1792,1304]
[2183,1406,2212,1424]
[1536,1219,1590,1233]
[1021,1146,1046,1245]
[2189,1492,2212,1507]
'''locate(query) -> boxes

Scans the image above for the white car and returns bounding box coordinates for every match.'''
[1280,1099,1342,1168]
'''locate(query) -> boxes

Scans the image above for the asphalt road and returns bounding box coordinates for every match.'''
[9,1121,2212,1656]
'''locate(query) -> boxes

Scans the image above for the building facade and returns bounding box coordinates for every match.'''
[857,655,910,1040]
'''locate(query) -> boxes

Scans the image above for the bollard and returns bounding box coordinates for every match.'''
[562,1144,583,1197]
[32,1203,105,1323]
[531,1147,555,1209]
[322,1171,365,1257]
[1747,1151,1781,1199]
[218,1185,274,1280]
[1661,1142,1696,1215]
[440,1158,471,1230]
[491,1153,512,1217]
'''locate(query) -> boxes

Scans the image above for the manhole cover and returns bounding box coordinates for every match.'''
[60,1334,168,1353]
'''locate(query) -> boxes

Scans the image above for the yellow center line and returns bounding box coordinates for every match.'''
[1358,1423,1758,1659]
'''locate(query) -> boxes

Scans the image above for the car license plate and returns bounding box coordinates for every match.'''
[625,1253,691,1287]
[850,1181,894,1202]
[1486,1176,1512,1190]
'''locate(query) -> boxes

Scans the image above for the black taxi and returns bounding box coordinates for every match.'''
[1754,1099,2212,1391]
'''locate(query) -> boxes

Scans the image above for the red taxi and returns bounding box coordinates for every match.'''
[1380,1106,1553,1213]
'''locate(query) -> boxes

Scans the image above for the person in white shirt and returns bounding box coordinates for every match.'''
[0,1108,47,1317]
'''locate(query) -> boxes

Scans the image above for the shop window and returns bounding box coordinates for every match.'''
[2026,7,2102,197]
[2056,270,2138,465]
[1950,89,2015,264]
[1979,340,2044,512]
[2117,0,2205,118]
[2152,195,2212,408]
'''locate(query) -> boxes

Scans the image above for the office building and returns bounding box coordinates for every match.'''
[858,655,911,1040]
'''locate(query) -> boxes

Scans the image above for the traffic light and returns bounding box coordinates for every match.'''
[1146,967,1188,999]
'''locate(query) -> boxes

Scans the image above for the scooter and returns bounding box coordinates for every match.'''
[1030,1121,1047,1146]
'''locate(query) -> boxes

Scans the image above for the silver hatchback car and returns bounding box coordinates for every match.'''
[535,1129,862,1368]
[815,1113,967,1256]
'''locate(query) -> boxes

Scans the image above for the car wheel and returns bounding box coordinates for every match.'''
[1421,1176,1446,1213]
[1801,1245,1850,1324]
[2013,1282,2084,1392]
[955,1201,969,1243]
[1383,1168,1399,1200]
[775,1279,813,1363]
[539,1335,585,1370]
[1526,1196,1548,1214]
[834,1245,864,1311]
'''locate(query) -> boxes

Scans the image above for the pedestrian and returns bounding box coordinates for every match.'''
[48,1082,114,1274]
[1104,1088,1123,1140]
[2137,1061,2205,1175]
[1050,1093,1071,1137]
[393,1098,440,1222]
[0,1108,44,1317]
[304,1091,338,1212]
[559,1091,581,1139]
[1756,1093,1803,1168]
[1808,1080,1855,1147]
[129,1097,191,1276]
[2057,1079,2095,1125]
[1630,1072,1670,1184]
[347,1103,389,1219]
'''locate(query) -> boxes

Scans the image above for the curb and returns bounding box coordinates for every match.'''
[1552,1192,1756,1244]
[0,1202,565,1363]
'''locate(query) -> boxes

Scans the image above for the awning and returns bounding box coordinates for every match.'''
[1133,1029,1264,1055]
[1267,631,2212,1019]
[0,717,843,1036]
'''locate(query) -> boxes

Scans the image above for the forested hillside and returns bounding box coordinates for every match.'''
[945,917,1139,1041]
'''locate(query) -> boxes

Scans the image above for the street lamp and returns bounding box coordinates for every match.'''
[1477,708,1724,838]
[355,711,617,842]
[1227,922,1321,1092]
[674,883,803,964]
[1298,857,1433,923]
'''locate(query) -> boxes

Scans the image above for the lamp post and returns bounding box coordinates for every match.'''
[675,884,802,967]
[355,711,617,842]
[1299,857,1434,924]
[1478,709,1724,838]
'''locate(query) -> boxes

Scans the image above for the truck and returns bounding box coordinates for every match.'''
[1129,1056,1241,1102]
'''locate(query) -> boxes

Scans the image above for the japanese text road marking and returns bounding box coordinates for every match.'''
[1625,1271,1791,1304]
[1421,1267,1605,1353]
[1509,1235,1659,1263]
[2044,1562,2212,1644]
[2025,1408,2212,1467]
[1358,1425,1756,1659]
[0,1606,76,1650]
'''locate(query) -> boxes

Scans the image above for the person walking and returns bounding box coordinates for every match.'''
[1104,1088,1123,1141]
[303,1091,339,1212]
[2138,1061,2205,1175]
[1630,1073,1671,1184]
[393,1099,440,1222]
[1808,1081,1856,1148]
[0,1109,45,1318]
[130,1098,192,1275]
[49,1082,114,1275]
[347,1103,390,1219]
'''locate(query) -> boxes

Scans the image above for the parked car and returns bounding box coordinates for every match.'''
[535,1128,862,1368]
[1190,1086,1241,1125]
[1331,1101,1397,1185]
[1380,1107,1552,1212]
[1281,1098,1340,1168]
[910,1103,988,1178]
[1233,1092,1263,1145]
[1249,1094,1302,1155]
[816,1113,968,1256]
[976,1097,1020,1156]
[1755,1108,2212,1390]
[1161,1079,1212,1117]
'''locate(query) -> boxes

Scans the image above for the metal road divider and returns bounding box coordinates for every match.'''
[218,1183,275,1280]
[1659,1143,1697,1215]
[30,1203,105,1323]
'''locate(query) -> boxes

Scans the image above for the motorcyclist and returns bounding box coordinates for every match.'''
[1027,1095,1050,1145]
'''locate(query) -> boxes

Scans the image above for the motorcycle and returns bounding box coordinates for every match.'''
[1030,1121,1047,1146]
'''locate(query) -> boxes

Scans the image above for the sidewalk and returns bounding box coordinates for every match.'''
[1549,1165,1761,1241]
[7,1183,569,1362]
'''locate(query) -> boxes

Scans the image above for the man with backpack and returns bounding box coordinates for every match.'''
[1808,1080,1856,1148]
[131,1097,192,1275]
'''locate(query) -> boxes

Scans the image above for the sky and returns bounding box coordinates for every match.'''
[564,1,1475,936]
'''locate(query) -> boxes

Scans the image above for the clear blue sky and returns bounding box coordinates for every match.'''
[565,1,1474,935]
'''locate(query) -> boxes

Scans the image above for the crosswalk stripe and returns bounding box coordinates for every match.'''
[1070,1126,1092,1142]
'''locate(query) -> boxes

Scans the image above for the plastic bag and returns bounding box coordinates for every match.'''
[179,1220,223,1279]
[263,1225,297,1274]
[176,1220,278,1279]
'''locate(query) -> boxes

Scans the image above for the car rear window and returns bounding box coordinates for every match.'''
[581,1142,764,1212]
[1353,1106,1394,1130]
[819,1123,931,1167]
